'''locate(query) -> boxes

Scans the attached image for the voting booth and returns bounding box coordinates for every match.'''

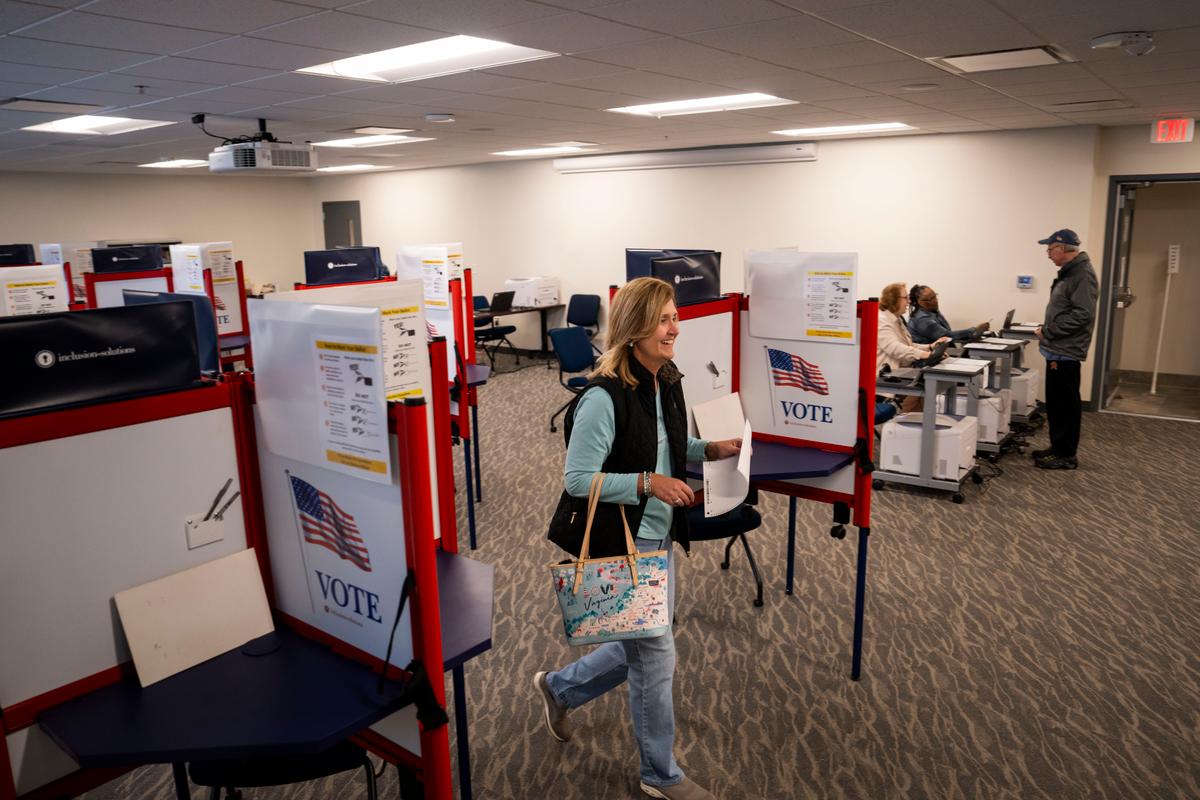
[618,250,880,679]
[0,281,487,800]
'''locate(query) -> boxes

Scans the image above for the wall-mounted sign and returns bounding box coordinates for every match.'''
[1150,118,1194,144]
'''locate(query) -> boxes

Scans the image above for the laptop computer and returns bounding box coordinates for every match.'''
[1002,308,1015,330]
[912,338,950,368]
[489,291,515,313]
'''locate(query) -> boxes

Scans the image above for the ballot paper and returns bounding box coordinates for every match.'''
[691,393,754,518]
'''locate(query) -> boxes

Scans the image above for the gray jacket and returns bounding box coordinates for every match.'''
[1041,251,1098,360]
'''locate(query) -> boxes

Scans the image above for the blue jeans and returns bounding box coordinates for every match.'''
[546,536,683,788]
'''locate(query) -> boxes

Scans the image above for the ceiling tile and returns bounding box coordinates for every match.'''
[1000,77,1115,97]
[233,71,370,94]
[766,40,909,71]
[0,36,157,70]
[565,70,738,100]
[0,78,41,96]
[183,85,312,106]
[587,0,797,35]
[184,36,351,70]
[0,59,94,84]
[130,95,258,114]
[685,15,864,63]
[17,12,230,54]
[485,81,643,108]
[581,38,784,82]
[275,94,398,113]
[116,57,282,85]
[813,59,948,84]
[65,72,215,97]
[337,83,472,105]
[82,0,320,35]
[969,63,1093,86]
[0,0,64,34]
[250,11,434,52]
[1105,67,1200,89]
[481,56,629,82]
[342,0,561,35]
[820,0,1017,38]
[483,12,660,53]
[21,85,151,107]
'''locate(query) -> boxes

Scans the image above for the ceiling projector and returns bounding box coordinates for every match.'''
[196,114,317,173]
[209,141,317,173]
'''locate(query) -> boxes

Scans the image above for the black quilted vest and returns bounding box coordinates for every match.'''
[547,356,691,558]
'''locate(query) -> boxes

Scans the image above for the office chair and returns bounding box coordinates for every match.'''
[187,740,379,800]
[566,294,602,355]
[473,295,519,369]
[548,326,597,433]
[685,492,765,608]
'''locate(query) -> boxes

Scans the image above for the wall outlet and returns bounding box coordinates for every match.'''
[185,516,224,549]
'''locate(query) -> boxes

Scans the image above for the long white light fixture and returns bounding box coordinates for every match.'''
[316,164,388,173]
[139,159,208,169]
[22,115,175,135]
[493,145,593,157]
[773,122,914,137]
[608,93,795,118]
[313,134,434,148]
[297,35,558,83]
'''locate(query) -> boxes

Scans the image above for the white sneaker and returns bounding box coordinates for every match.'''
[532,671,571,742]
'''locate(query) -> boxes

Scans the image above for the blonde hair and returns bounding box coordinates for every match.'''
[880,282,907,313]
[591,277,676,389]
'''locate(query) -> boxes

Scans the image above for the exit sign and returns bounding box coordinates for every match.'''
[1151,118,1194,143]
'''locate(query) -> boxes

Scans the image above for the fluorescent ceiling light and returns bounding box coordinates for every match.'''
[773,122,915,137]
[313,134,433,148]
[0,99,105,114]
[317,164,388,173]
[353,126,413,135]
[607,93,795,118]
[493,145,593,157]
[936,46,1065,73]
[297,35,558,83]
[139,159,208,169]
[21,115,175,135]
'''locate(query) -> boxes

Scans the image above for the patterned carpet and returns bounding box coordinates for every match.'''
[82,353,1200,800]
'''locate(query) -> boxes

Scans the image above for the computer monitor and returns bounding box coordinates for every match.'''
[303,247,385,285]
[92,245,164,273]
[0,244,37,266]
[649,251,721,306]
[489,291,515,314]
[1002,309,1015,330]
[625,248,712,281]
[123,289,219,375]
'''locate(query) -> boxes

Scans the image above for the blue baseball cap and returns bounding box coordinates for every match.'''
[1038,228,1080,246]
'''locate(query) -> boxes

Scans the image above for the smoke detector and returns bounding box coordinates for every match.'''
[1090,31,1155,57]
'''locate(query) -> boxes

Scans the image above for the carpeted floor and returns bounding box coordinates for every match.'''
[83,352,1200,800]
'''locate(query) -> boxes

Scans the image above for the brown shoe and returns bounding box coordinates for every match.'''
[533,671,571,742]
[640,777,716,799]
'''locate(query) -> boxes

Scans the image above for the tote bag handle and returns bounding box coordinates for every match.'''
[572,473,637,595]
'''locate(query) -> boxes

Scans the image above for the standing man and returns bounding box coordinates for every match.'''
[1033,229,1098,470]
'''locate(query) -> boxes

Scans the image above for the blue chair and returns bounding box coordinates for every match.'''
[874,400,897,425]
[548,326,597,433]
[187,740,382,800]
[473,295,518,369]
[686,495,764,608]
[566,294,602,355]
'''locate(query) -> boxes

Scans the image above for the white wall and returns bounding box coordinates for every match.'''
[311,126,1099,386]
[0,172,319,289]
[1118,182,1200,377]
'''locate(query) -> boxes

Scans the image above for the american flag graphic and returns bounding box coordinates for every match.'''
[290,475,372,572]
[767,348,829,395]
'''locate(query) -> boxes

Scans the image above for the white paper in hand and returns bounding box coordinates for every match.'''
[702,418,753,517]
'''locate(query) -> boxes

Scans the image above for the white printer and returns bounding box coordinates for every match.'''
[935,387,1011,444]
[504,276,559,308]
[1010,367,1040,416]
[879,413,978,480]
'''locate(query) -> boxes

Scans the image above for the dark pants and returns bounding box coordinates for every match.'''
[1045,358,1081,458]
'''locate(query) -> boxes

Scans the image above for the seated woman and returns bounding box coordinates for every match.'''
[906,284,990,344]
[878,282,945,413]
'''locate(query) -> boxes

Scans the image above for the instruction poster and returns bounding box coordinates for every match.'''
[314,337,389,476]
[171,242,242,335]
[0,265,69,316]
[251,299,393,485]
[747,251,858,344]
[397,243,459,378]
[380,304,425,401]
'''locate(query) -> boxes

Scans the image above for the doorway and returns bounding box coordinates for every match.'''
[322,201,362,248]
[1095,176,1200,422]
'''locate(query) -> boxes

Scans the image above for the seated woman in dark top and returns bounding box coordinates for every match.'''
[906,284,989,344]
